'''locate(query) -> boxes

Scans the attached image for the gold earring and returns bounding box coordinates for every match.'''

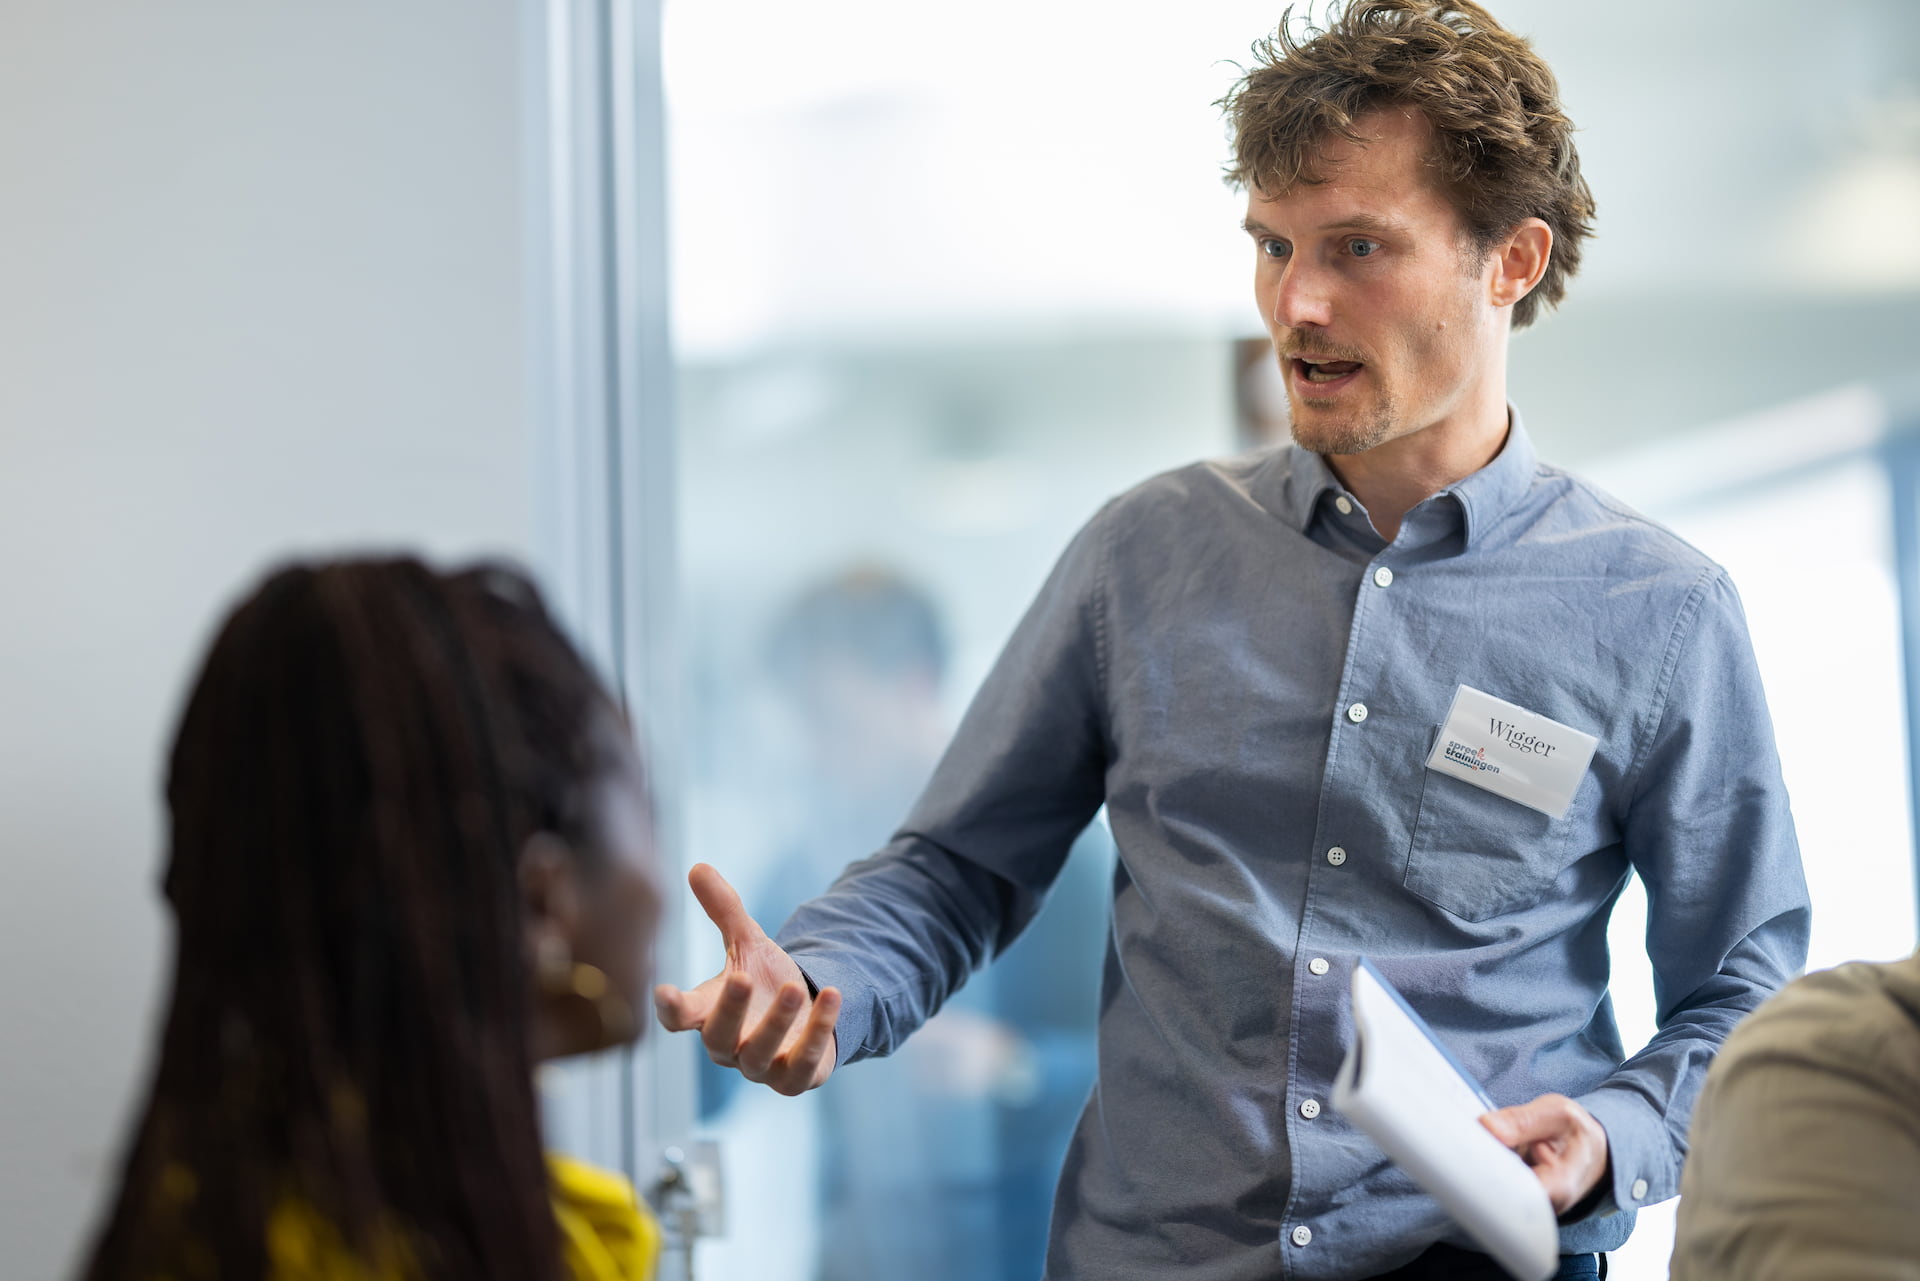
[566,961,637,1045]
[535,935,635,1046]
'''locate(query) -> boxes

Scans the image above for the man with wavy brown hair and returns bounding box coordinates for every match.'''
[662,5,1810,1279]
[1225,0,1594,333]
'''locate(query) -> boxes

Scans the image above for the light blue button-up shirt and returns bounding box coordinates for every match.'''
[779,417,1811,1281]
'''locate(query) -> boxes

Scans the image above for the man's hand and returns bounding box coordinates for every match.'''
[1480,1093,1609,1216]
[653,863,841,1096]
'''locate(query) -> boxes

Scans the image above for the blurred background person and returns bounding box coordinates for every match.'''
[78,558,664,1281]
[698,566,1109,1281]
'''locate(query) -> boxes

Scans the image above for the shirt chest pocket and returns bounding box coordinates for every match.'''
[1403,763,1577,922]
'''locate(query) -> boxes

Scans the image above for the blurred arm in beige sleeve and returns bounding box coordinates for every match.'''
[1669,952,1920,1281]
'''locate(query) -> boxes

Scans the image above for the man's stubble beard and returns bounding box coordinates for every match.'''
[1286,382,1400,457]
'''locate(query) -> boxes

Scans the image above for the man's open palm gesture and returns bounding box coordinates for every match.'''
[653,863,841,1096]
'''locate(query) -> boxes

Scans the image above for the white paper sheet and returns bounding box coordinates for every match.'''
[1331,960,1560,1281]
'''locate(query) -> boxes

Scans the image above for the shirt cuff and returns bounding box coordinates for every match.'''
[786,950,875,1069]
[1576,1085,1677,1218]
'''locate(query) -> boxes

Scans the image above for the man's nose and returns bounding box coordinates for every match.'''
[1271,259,1334,331]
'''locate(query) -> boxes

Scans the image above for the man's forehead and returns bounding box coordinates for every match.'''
[1246,110,1448,228]
[1252,105,1438,197]
[1244,176,1423,232]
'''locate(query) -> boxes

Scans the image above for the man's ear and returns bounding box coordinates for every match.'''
[519,832,583,948]
[1489,217,1552,310]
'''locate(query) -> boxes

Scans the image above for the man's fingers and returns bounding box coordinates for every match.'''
[688,863,762,953]
[653,984,700,1033]
[652,873,838,1098]
[770,986,842,1095]
[735,981,809,1078]
[1481,1095,1565,1150]
[653,973,726,1032]
[1479,1107,1527,1150]
[700,974,755,1065]
[1481,1094,1609,1215]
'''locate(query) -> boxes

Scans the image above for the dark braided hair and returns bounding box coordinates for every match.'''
[81,557,635,1281]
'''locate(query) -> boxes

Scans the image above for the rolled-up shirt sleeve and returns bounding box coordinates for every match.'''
[1576,568,1812,1215]
[776,506,1114,1066]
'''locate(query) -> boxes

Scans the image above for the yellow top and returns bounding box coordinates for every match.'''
[249,1154,661,1281]
[546,1153,663,1281]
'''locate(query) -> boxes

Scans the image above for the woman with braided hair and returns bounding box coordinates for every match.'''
[79,558,663,1281]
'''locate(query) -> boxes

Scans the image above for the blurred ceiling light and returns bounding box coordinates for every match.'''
[1785,90,1920,293]
[1786,152,1920,292]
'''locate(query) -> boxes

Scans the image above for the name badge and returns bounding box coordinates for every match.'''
[1424,685,1598,819]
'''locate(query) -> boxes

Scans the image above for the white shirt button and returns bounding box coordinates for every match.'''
[1346,702,1368,724]
[1334,496,1353,515]
[1299,1098,1321,1120]
[1373,566,1394,588]
[1291,1225,1313,1247]
[1631,1178,1649,1201]
[1308,957,1330,975]
[1326,846,1348,866]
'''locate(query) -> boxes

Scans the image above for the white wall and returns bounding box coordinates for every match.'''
[0,2,532,1275]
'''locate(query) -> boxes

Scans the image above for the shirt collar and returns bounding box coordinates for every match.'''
[1268,406,1539,551]
[1448,407,1538,548]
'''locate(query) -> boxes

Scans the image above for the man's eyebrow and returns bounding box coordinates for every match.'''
[1239,213,1409,237]
[1317,213,1406,235]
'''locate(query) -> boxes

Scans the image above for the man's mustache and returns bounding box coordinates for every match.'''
[1276,334,1370,364]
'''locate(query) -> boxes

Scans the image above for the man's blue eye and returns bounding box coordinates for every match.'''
[1350,239,1377,258]
[1262,239,1288,258]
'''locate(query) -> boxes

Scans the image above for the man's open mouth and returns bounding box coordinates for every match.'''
[1293,357,1365,384]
